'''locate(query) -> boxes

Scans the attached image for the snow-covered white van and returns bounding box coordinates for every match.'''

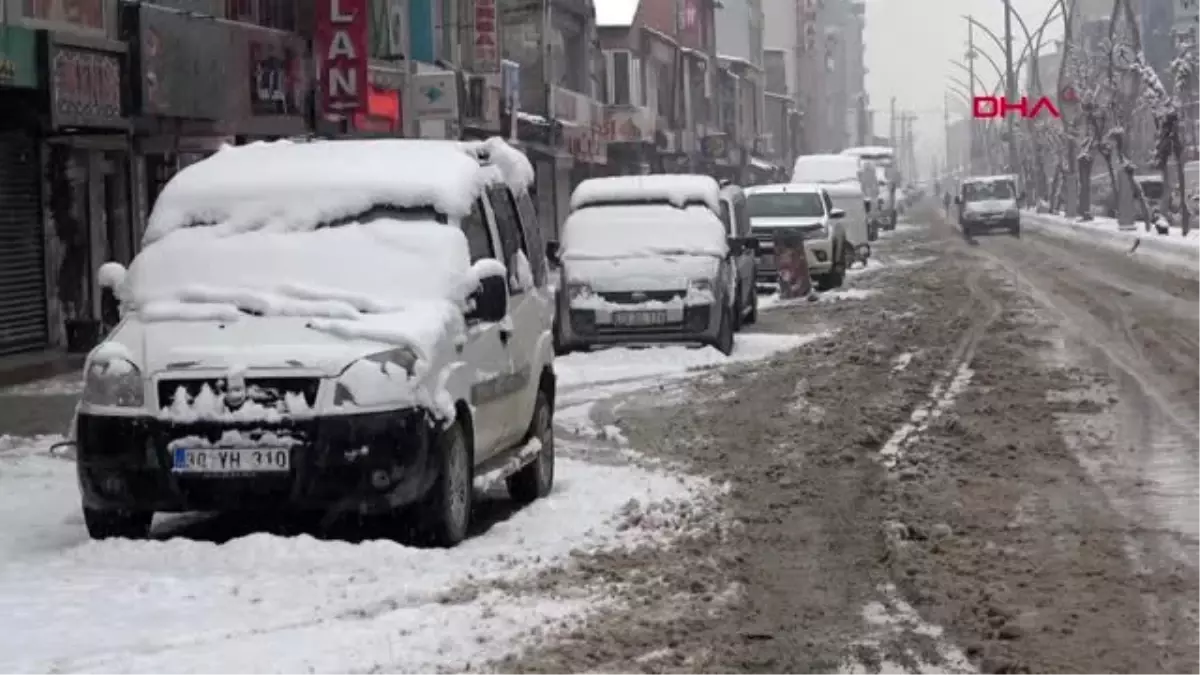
[790,154,872,259]
[74,137,556,547]
[547,174,758,355]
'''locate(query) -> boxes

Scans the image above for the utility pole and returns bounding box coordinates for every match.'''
[1002,0,1018,177]
[889,97,896,147]
[944,93,952,177]
[967,20,977,173]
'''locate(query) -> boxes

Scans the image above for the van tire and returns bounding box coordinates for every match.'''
[84,507,151,540]
[714,306,735,356]
[507,390,555,505]
[416,420,473,547]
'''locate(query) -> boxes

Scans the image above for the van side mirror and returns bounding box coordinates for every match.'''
[829,208,846,219]
[468,260,508,323]
[97,262,127,290]
[545,241,561,266]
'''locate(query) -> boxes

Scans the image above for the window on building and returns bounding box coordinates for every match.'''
[764,50,786,95]
[596,52,610,104]
[611,51,630,105]
[225,0,255,22]
[655,62,672,119]
[258,0,296,30]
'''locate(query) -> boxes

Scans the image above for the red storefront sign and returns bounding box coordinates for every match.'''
[353,85,401,132]
[473,0,498,73]
[315,0,368,114]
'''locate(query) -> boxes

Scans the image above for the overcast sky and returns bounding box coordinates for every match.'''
[864,0,1063,174]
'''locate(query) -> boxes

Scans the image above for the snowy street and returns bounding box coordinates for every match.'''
[0,202,1196,673]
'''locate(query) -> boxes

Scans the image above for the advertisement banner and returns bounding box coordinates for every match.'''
[316,0,369,114]
[138,3,228,119]
[47,43,126,129]
[473,0,499,73]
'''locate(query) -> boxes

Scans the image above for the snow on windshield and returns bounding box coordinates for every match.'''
[747,192,825,218]
[963,180,1014,201]
[570,174,722,213]
[791,155,860,184]
[561,204,728,260]
[143,137,533,245]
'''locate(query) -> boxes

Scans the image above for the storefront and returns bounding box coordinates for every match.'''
[0,25,49,356]
[40,31,134,352]
[126,4,309,221]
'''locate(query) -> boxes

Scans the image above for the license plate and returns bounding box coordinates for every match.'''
[613,310,668,327]
[171,447,291,474]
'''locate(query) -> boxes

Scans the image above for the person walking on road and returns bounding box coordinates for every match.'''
[942,190,952,214]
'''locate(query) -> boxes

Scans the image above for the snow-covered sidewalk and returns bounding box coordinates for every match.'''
[1021,210,1200,278]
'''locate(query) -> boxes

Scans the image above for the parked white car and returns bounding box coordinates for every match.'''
[549,174,756,355]
[746,183,852,289]
[75,137,556,547]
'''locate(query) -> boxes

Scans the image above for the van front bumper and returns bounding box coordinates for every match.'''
[75,410,437,516]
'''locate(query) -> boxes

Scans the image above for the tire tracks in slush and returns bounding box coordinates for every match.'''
[967,227,1199,672]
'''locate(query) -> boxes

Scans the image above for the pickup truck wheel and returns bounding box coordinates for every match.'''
[731,290,744,332]
[84,507,151,540]
[744,289,759,325]
[417,420,472,547]
[507,390,555,504]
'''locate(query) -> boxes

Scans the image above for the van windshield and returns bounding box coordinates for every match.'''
[748,192,825,218]
[963,181,1014,202]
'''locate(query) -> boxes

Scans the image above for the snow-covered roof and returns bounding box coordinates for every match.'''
[561,204,728,260]
[745,183,824,195]
[570,174,722,213]
[595,0,639,27]
[143,137,534,245]
[841,146,894,159]
[791,154,861,185]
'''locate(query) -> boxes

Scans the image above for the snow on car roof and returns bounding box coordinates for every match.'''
[962,174,1017,184]
[143,137,533,245]
[790,154,861,184]
[569,174,722,213]
[841,146,895,158]
[745,183,825,195]
[561,203,728,260]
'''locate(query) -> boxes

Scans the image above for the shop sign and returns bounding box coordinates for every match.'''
[48,44,125,128]
[414,71,458,121]
[249,38,305,116]
[473,0,499,73]
[602,108,654,143]
[23,0,104,32]
[138,4,228,119]
[316,0,369,114]
[0,26,40,89]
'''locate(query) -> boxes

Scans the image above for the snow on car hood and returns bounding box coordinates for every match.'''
[564,255,719,292]
[561,203,728,260]
[750,216,826,230]
[964,198,1017,213]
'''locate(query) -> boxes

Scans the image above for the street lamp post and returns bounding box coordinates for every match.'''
[1003,0,1018,178]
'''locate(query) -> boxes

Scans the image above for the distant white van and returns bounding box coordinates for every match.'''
[790,154,872,256]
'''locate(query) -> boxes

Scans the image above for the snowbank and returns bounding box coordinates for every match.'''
[570,174,722,213]
[1021,211,1200,279]
[143,138,532,244]
[562,204,728,260]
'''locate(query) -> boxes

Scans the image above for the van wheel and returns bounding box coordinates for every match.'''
[731,290,744,332]
[714,306,735,355]
[507,389,555,504]
[84,507,151,540]
[417,420,472,547]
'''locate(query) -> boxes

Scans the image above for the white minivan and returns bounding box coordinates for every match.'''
[72,137,557,547]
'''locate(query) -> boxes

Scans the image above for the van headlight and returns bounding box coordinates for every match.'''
[82,358,144,408]
[565,282,593,300]
[333,347,420,406]
[688,278,713,293]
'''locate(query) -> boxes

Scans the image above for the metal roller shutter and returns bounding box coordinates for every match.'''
[0,132,48,356]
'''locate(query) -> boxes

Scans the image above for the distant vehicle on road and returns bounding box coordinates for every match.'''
[955,173,1023,238]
